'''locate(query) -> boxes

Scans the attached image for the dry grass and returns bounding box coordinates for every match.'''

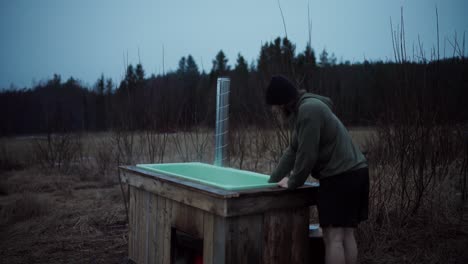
[0,135,128,263]
[0,128,466,263]
[0,192,50,225]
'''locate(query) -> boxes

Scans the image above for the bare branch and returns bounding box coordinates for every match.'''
[417,34,426,63]
[400,7,407,62]
[307,1,312,47]
[390,17,399,63]
[463,31,466,58]
[436,6,440,61]
[162,44,165,76]
[277,0,288,38]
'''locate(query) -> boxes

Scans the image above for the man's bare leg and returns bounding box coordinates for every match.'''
[343,228,358,264]
[323,227,345,264]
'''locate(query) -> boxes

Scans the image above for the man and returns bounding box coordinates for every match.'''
[265,75,369,264]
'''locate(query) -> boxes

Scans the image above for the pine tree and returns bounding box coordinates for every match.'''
[211,50,230,76]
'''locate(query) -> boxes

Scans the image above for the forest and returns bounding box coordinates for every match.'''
[1,36,467,136]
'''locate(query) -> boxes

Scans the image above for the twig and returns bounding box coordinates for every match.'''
[400,7,407,62]
[162,44,165,76]
[277,0,288,38]
[463,31,466,58]
[436,6,440,61]
[307,1,312,47]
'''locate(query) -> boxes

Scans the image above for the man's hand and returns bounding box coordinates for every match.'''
[277,177,289,188]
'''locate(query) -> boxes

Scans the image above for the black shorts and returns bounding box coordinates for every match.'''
[317,167,369,228]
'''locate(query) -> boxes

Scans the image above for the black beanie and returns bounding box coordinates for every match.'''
[265,75,298,105]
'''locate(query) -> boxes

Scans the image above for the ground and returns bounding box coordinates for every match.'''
[0,169,129,264]
[1,130,468,263]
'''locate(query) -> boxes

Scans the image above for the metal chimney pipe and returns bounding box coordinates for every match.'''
[214,77,230,167]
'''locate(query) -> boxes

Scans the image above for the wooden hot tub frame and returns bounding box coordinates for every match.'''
[120,165,318,264]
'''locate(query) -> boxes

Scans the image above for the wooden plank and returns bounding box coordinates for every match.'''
[144,191,151,264]
[237,182,319,197]
[171,202,204,239]
[226,189,317,217]
[122,170,317,217]
[136,188,148,264]
[212,215,226,264]
[263,209,293,264]
[225,214,263,264]
[128,186,135,262]
[133,188,141,264]
[155,196,165,263]
[203,213,214,264]
[135,187,142,263]
[147,194,158,264]
[162,198,173,264]
[290,207,310,264]
[121,171,228,216]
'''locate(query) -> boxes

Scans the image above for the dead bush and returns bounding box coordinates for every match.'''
[93,137,117,183]
[32,133,82,173]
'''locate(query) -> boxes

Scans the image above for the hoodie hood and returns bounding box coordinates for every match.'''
[296,92,334,111]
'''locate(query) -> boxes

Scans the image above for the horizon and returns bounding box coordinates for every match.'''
[1,0,467,89]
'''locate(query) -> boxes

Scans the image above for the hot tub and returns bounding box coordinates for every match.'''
[120,163,318,264]
[136,162,277,191]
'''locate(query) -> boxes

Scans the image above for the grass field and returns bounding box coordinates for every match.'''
[0,128,467,263]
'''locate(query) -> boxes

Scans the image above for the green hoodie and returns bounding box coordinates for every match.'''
[268,93,367,189]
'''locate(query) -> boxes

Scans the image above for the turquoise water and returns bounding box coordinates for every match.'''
[136,162,276,191]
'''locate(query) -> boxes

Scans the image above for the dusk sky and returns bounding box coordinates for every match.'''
[1,0,467,88]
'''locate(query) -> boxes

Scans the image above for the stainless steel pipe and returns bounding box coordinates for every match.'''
[214,77,230,167]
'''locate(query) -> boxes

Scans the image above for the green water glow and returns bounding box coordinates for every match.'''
[136,162,276,191]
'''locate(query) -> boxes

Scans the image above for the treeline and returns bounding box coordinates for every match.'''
[1,37,467,136]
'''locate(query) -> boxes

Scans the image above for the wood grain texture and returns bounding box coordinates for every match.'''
[225,189,316,217]
[162,198,173,264]
[203,213,214,264]
[262,208,311,264]
[290,207,310,264]
[263,209,293,264]
[131,187,141,264]
[147,194,158,264]
[121,171,228,216]
[170,202,204,239]
[225,214,263,264]
[128,186,136,262]
[212,215,227,264]
[136,188,149,264]
[122,170,317,217]
[154,196,166,263]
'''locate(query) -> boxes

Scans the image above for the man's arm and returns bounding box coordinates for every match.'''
[268,145,296,183]
[287,104,322,189]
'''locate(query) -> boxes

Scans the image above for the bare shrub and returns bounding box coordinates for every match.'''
[248,127,271,171]
[171,127,211,162]
[139,130,169,163]
[366,124,463,226]
[229,126,274,173]
[111,129,140,166]
[32,132,82,173]
[91,135,118,184]
[228,119,248,169]
[266,109,292,164]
